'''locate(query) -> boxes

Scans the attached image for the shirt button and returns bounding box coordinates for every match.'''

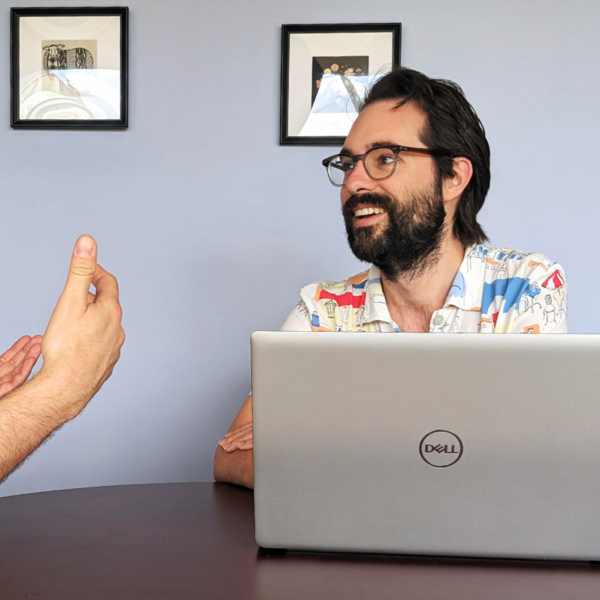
[433,315,444,326]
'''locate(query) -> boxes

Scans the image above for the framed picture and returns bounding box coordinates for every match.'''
[280,23,401,146]
[11,7,128,129]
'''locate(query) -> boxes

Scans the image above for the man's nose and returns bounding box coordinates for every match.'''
[343,159,376,195]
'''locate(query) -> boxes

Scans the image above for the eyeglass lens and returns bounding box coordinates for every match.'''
[327,147,398,186]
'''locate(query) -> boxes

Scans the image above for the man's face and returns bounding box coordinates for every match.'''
[340,100,451,280]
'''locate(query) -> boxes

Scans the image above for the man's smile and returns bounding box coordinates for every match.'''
[353,205,386,227]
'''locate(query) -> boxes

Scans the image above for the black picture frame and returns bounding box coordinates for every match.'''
[280,23,401,146]
[11,7,129,129]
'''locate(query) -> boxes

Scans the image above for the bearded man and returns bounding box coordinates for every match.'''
[214,67,567,489]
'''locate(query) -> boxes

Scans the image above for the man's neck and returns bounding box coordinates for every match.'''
[381,235,466,333]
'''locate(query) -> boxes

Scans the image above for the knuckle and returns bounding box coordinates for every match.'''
[108,300,123,319]
[104,272,119,290]
[70,262,95,278]
[101,300,122,323]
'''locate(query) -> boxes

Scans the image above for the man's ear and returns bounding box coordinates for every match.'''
[442,157,473,207]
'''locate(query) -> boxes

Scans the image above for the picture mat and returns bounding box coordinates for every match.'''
[19,16,122,120]
[288,32,393,138]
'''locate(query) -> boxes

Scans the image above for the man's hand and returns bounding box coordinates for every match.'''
[0,335,42,399]
[40,234,125,418]
[219,422,253,452]
[0,235,125,483]
[214,394,254,488]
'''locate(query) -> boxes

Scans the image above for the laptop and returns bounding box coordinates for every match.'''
[251,331,600,561]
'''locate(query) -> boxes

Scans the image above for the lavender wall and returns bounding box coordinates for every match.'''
[0,0,597,495]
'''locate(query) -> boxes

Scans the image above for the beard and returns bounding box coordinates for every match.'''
[342,183,447,281]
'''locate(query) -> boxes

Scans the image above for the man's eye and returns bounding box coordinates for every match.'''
[377,154,396,166]
[338,159,355,172]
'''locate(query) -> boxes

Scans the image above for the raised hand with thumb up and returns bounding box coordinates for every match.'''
[0,235,125,482]
[41,234,125,418]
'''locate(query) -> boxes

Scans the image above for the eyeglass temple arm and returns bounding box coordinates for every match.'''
[399,146,452,157]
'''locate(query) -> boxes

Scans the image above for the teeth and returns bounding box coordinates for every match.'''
[354,207,385,217]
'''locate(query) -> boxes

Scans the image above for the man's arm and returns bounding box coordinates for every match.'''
[0,235,124,482]
[0,371,80,481]
[213,394,253,489]
[213,300,313,489]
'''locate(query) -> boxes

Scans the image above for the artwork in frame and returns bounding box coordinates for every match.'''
[11,7,128,129]
[280,23,401,146]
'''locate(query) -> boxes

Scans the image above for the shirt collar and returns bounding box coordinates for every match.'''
[362,243,485,324]
[444,243,485,311]
[362,265,392,325]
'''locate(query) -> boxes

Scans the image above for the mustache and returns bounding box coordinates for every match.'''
[342,193,395,219]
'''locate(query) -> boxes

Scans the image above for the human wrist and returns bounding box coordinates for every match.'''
[31,364,89,422]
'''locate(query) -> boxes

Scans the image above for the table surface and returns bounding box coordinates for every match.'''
[0,482,599,599]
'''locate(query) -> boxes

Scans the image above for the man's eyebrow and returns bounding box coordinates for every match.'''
[367,140,400,150]
[340,140,400,155]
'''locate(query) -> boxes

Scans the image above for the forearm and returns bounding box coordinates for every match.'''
[0,369,82,482]
[213,445,254,489]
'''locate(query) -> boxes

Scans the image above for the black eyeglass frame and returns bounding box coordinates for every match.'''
[322,145,452,187]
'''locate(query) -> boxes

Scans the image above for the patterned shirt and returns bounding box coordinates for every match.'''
[281,244,567,334]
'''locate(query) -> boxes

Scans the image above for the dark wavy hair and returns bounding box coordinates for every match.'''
[362,68,490,245]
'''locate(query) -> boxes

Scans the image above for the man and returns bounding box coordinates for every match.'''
[0,234,124,482]
[214,67,567,489]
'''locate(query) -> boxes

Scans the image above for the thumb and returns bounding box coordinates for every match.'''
[60,235,98,308]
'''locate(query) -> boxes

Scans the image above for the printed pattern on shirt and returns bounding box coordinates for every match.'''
[281,244,567,334]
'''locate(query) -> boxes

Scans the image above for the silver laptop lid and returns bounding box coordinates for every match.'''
[252,331,600,560]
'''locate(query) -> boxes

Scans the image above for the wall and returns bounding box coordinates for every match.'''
[0,0,598,496]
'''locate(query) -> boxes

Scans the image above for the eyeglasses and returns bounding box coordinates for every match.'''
[322,145,451,187]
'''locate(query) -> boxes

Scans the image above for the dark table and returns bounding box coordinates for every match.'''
[0,483,599,599]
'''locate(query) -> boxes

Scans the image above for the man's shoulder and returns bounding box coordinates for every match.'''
[296,268,379,332]
[468,244,563,279]
[299,268,372,298]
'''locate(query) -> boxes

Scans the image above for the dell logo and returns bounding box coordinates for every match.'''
[424,443,459,454]
[419,430,463,468]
